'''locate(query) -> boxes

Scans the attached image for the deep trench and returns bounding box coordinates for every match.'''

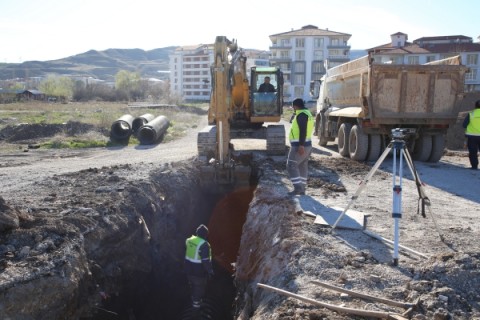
[90,179,256,320]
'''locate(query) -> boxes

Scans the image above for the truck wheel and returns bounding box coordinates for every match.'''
[413,134,432,162]
[428,134,446,162]
[338,123,352,157]
[318,113,329,146]
[367,134,381,161]
[349,125,368,161]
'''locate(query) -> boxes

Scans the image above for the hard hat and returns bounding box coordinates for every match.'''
[196,224,209,239]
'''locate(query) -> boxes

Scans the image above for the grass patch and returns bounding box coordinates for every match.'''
[0,101,207,150]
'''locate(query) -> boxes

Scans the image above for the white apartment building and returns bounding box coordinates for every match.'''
[169,44,270,101]
[369,32,480,92]
[169,44,212,101]
[268,25,351,103]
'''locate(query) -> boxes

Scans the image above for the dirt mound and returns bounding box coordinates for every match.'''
[0,121,99,142]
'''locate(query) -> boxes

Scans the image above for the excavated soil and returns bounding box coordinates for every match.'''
[0,108,479,319]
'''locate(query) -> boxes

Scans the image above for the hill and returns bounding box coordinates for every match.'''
[0,47,177,82]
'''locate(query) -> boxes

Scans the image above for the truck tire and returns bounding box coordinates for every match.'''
[338,123,352,157]
[367,134,381,161]
[318,113,329,147]
[413,134,432,162]
[428,134,446,162]
[349,125,368,161]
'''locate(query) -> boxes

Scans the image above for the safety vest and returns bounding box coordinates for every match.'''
[466,109,480,136]
[289,109,314,145]
[185,235,211,263]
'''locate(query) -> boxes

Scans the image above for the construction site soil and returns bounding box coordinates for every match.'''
[0,104,479,320]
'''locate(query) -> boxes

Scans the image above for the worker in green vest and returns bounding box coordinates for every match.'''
[287,98,314,195]
[463,100,480,170]
[184,224,214,309]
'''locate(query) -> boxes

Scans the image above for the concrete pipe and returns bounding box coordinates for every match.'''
[110,114,134,141]
[132,113,155,134]
[137,115,170,145]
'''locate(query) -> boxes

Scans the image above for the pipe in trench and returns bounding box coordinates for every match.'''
[137,115,170,145]
[110,114,134,141]
[132,113,156,135]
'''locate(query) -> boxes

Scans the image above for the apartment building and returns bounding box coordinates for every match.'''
[268,25,351,103]
[368,32,480,91]
[169,44,270,101]
[169,44,212,101]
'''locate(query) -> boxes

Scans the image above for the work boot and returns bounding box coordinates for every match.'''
[288,185,304,196]
[192,300,201,308]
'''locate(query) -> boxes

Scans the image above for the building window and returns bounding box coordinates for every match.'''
[295,51,305,60]
[295,38,305,48]
[294,74,305,85]
[281,39,290,47]
[314,50,324,59]
[294,86,304,97]
[330,38,339,46]
[312,62,325,73]
[407,56,419,64]
[467,54,478,65]
[426,55,436,63]
[328,49,342,57]
[465,68,477,81]
[294,62,305,72]
[314,38,324,48]
[279,63,290,71]
[280,51,290,58]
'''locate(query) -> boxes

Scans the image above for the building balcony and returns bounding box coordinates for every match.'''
[270,57,292,63]
[269,44,292,50]
[327,45,351,50]
[328,56,350,63]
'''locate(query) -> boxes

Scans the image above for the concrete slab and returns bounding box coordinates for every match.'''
[313,206,366,230]
[293,196,367,229]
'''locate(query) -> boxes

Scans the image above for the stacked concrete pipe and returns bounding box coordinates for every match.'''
[110,114,134,141]
[137,115,170,145]
[132,113,156,135]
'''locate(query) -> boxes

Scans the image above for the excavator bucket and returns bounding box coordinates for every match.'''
[199,163,251,193]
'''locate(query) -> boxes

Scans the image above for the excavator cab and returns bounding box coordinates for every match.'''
[250,67,284,122]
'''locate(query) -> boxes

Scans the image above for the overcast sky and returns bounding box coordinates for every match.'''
[1,0,478,63]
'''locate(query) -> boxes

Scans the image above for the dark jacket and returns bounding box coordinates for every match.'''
[184,237,213,277]
[258,83,276,93]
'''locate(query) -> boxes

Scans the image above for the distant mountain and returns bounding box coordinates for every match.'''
[0,47,177,82]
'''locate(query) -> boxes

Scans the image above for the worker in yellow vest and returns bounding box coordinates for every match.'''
[184,224,214,308]
[463,100,480,170]
[287,98,314,195]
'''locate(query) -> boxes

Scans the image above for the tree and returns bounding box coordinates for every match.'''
[39,75,74,101]
[115,70,141,101]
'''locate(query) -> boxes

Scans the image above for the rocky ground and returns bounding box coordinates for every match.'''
[0,110,479,319]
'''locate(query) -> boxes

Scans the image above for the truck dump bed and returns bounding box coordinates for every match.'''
[325,55,468,125]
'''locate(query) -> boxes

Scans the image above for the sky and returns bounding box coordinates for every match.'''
[1,0,479,63]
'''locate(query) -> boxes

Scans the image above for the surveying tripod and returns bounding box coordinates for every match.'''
[331,128,444,266]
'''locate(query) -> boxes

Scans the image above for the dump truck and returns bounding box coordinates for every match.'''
[310,54,469,162]
[197,36,285,191]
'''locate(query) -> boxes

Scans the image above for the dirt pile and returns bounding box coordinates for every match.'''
[0,121,100,143]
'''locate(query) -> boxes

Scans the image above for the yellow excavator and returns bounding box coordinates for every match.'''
[197,36,285,191]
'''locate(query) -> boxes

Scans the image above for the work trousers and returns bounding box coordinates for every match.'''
[187,274,207,305]
[287,145,312,191]
[466,135,480,169]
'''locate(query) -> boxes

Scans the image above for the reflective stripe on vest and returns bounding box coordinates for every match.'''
[289,109,314,144]
[466,109,480,136]
[185,236,205,263]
